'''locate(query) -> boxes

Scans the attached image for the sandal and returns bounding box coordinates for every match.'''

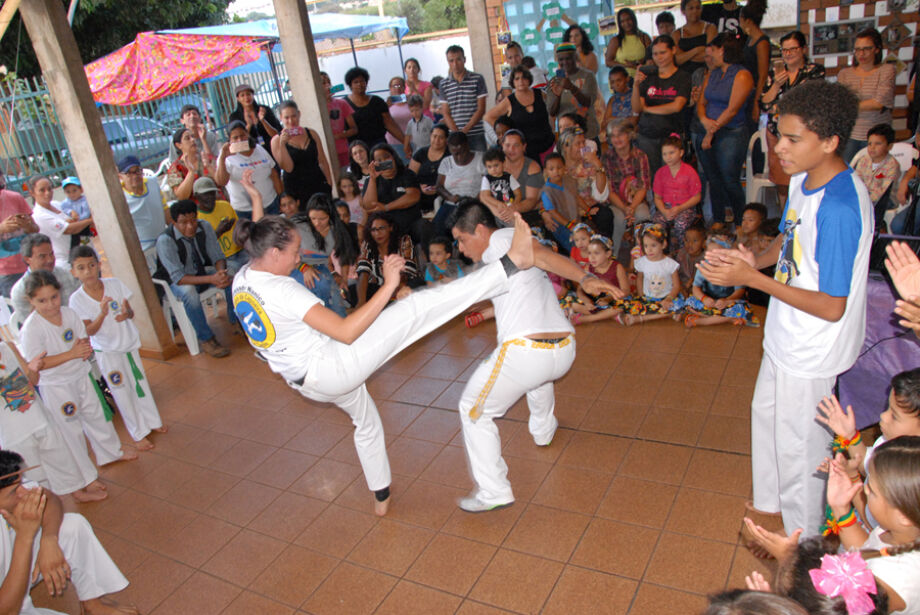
[465,311,484,328]
[684,314,699,328]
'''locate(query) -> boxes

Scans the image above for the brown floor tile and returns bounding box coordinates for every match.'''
[532,465,613,515]
[731,335,765,361]
[382,349,436,375]
[543,565,637,615]
[455,601,518,614]
[638,407,707,446]
[294,504,376,558]
[469,549,563,614]
[683,450,752,497]
[419,442,474,489]
[503,454,554,503]
[402,407,461,444]
[645,533,735,594]
[697,414,752,454]
[366,371,411,399]
[171,430,241,466]
[302,562,397,615]
[248,544,338,607]
[220,591,295,615]
[166,467,240,512]
[575,340,626,369]
[128,457,197,499]
[389,376,452,406]
[680,328,739,358]
[617,351,677,381]
[288,458,362,502]
[570,518,659,578]
[202,529,287,586]
[503,503,591,561]
[388,479,466,530]
[386,436,445,479]
[653,379,719,412]
[405,533,497,595]
[441,502,524,546]
[618,441,692,485]
[557,432,630,474]
[247,492,328,542]
[377,400,426,436]
[597,372,661,405]
[324,434,362,466]
[720,358,762,387]
[668,355,728,383]
[347,519,435,576]
[376,580,463,615]
[596,477,678,528]
[429,380,468,410]
[439,333,492,357]
[122,498,197,551]
[725,544,777,589]
[151,572,240,615]
[555,366,613,399]
[156,514,240,568]
[417,353,475,380]
[206,479,282,526]
[500,424,573,463]
[666,488,747,543]
[553,393,592,429]
[209,438,277,477]
[210,404,270,440]
[283,420,351,457]
[628,583,709,615]
[114,553,194,614]
[580,399,649,437]
[709,384,756,418]
[94,529,152,575]
[247,448,318,490]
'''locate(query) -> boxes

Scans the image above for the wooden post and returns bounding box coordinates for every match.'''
[19,0,178,358]
[272,0,340,177]
[464,0,497,104]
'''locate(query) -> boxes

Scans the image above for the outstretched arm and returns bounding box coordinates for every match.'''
[533,240,625,298]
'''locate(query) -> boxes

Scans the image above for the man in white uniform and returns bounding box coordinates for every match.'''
[0,450,136,615]
[451,201,623,512]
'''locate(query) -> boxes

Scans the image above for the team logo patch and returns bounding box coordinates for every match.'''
[108,371,123,386]
[233,292,276,349]
[61,401,76,416]
[109,300,119,311]
[62,328,74,342]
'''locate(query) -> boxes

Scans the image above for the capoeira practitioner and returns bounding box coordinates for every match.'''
[0,340,106,502]
[232,211,573,516]
[0,450,138,615]
[450,201,623,512]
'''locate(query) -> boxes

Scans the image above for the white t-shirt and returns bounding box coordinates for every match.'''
[68,279,140,354]
[21,307,90,386]
[31,204,72,269]
[635,256,679,300]
[0,342,47,448]
[763,169,872,378]
[439,153,486,200]
[232,264,327,382]
[224,145,277,213]
[863,526,920,614]
[481,228,573,342]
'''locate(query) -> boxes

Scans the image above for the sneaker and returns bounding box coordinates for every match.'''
[458,494,513,513]
[201,338,230,358]
[533,418,558,447]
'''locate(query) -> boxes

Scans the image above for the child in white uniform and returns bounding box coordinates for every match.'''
[0,341,106,501]
[68,247,165,450]
[19,271,135,468]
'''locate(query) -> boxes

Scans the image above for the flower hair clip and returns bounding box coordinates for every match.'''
[809,552,878,615]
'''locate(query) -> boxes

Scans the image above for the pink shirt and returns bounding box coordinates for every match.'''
[0,189,32,275]
[653,162,702,207]
[327,97,354,158]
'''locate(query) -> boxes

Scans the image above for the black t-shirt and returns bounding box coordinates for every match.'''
[346,96,390,146]
[412,147,448,186]
[364,170,421,234]
[637,70,692,139]
[701,2,745,40]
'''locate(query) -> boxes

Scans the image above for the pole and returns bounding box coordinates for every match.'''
[396,29,405,78]
[266,43,284,104]
[350,38,358,66]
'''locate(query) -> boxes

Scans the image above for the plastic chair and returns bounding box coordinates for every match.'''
[745,129,775,204]
[856,142,920,230]
[143,246,222,356]
[849,147,868,168]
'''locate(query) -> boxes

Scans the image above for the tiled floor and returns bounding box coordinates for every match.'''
[33,308,775,614]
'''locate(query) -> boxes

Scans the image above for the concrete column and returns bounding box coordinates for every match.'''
[464,0,497,104]
[19,0,178,359]
[272,0,340,177]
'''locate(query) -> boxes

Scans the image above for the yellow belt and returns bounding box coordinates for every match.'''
[469,336,572,421]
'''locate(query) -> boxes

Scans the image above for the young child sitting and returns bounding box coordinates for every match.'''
[676,222,706,293]
[337,172,365,233]
[19,271,137,469]
[683,236,759,328]
[68,246,166,451]
[424,236,464,284]
[734,202,772,256]
[615,223,681,325]
[652,134,702,252]
[568,223,592,269]
[539,153,579,253]
[405,94,434,155]
[566,235,629,324]
[479,148,521,226]
[853,123,901,206]
[60,176,92,222]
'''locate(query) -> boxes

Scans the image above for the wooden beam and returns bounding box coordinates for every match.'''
[0,0,23,45]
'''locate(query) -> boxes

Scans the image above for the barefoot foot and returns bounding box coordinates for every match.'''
[81,596,140,615]
[72,488,108,503]
[374,496,390,517]
[506,213,535,271]
[115,449,138,463]
[87,480,107,493]
[134,438,155,451]
[153,425,168,433]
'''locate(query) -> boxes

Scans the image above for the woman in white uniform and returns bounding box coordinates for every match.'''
[231,211,536,515]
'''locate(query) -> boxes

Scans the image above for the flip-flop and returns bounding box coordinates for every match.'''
[465,312,484,328]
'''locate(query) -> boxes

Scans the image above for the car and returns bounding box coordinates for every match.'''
[152,94,215,129]
[60,115,172,169]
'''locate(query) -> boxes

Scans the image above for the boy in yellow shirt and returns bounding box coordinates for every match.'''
[192,177,248,272]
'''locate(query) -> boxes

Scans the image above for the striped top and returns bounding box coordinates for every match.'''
[440,71,488,137]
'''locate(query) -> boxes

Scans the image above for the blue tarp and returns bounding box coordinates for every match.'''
[159,12,409,42]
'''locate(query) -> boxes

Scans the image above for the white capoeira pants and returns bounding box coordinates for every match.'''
[290,260,512,492]
[11,422,97,496]
[23,514,129,613]
[97,350,162,441]
[459,337,576,505]
[751,355,835,536]
[39,377,124,466]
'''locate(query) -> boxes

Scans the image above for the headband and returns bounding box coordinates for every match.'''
[642,223,667,242]
[708,237,732,250]
[571,223,592,236]
[590,234,613,251]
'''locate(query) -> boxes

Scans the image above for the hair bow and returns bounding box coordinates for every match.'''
[809,552,877,615]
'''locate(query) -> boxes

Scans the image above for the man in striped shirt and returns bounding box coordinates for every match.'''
[440,45,489,152]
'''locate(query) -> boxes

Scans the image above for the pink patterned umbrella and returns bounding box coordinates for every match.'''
[85,32,264,105]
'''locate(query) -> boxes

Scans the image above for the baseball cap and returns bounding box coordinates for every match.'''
[117,155,142,173]
[234,83,254,96]
[193,176,219,195]
[62,176,81,188]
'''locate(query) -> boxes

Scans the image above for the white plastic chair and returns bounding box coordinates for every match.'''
[143,246,222,356]
[746,129,775,204]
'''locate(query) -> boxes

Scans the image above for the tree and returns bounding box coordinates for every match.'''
[1,0,231,79]
[419,0,465,32]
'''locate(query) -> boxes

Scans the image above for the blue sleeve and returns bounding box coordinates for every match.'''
[815,175,865,297]
[540,191,555,211]
[201,221,224,265]
[155,233,186,285]
[424,268,434,282]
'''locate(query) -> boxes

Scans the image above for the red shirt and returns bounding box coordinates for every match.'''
[0,189,32,275]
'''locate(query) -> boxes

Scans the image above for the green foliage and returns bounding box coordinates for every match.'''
[418,0,466,32]
[333,0,464,34]
[1,0,232,79]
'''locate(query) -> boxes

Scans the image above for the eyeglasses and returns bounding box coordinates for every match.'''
[370,226,389,232]
[780,46,801,53]
[854,46,876,53]
[122,168,143,175]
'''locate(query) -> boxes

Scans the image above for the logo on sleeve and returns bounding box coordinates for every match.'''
[62,329,74,342]
[233,292,276,349]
